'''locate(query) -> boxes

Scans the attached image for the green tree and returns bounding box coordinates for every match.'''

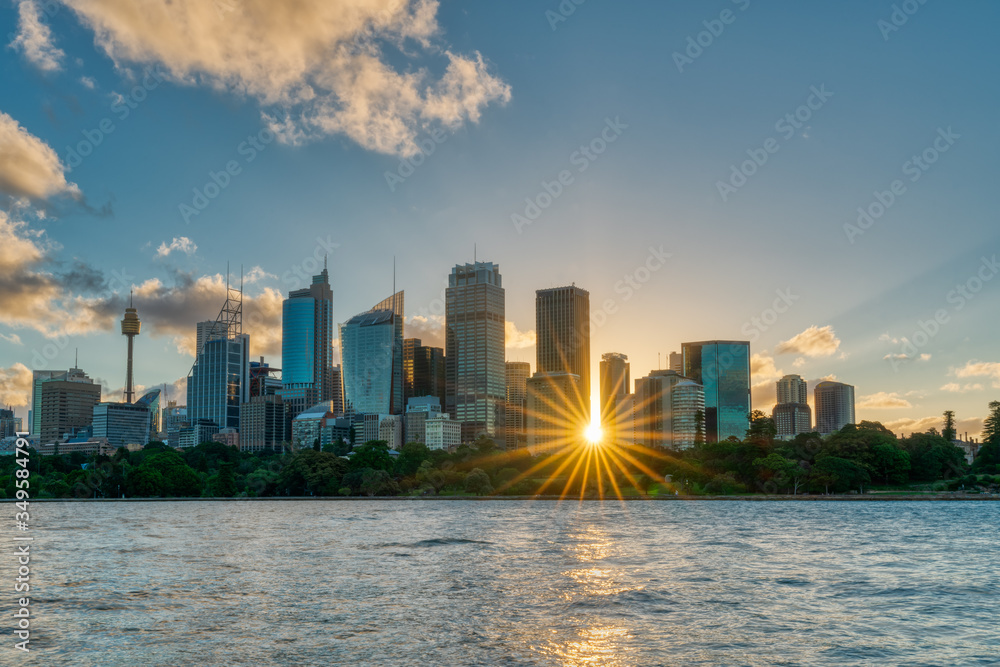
[694,410,705,446]
[141,450,202,497]
[870,442,910,485]
[349,441,394,472]
[983,401,1000,443]
[395,442,431,477]
[809,456,870,494]
[360,468,399,496]
[753,452,808,494]
[128,467,165,497]
[942,410,957,442]
[464,468,494,496]
[209,462,237,497]
[277,450,348,495]
[745,410,777,445]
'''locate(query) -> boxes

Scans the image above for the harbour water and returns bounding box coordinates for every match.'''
[7,500,999,666]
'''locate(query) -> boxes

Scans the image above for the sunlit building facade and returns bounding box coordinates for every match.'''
[773,374,812,439]
[525,371,586,455]
[536,285,591,420]
[633,370,705,449]
[504,361,531,449]
[446,262,505,442]
[814,381,855,435]
[340,292,405,417]
[38,367,102,444]
[599,352,630,440]
[681,341,750,443]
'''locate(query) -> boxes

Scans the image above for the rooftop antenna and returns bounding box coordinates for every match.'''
[75,348,78,368]
[474,243,477,263]
[393,256,396,295]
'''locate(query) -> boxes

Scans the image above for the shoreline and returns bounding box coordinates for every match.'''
[10,494,999,502]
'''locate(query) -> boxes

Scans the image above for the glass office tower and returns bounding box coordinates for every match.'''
[187,334,250,431]
[280,267,334,419]
[681,340,750,443]
[446,262,505,442]
[340,292,404,416]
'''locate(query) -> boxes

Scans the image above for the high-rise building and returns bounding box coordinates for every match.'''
[134,389,161,442]
[504,361,531,449]
[525,371,586,455]
[280,265,335,419]
[614,393,636,446]
[340,291,405,416]
[633,370,705,449]
[0,407,22,438]
[31,370,64,435]
[669,351,683,374]
[536,285,591,419]
[445,262,505,442]
[249,357,282,398]
[38,367,101,443]
[162,402,187,447]
[681,341,751,443]
[405,339,446,405]
[330,365,344,416]
[599,352,630,438]
[405,396,443,445]
[239,394,291,452]
[196,320,228,357]
[188,334,250,431]
[773,374,811,439]
[426,415,461,451]
[814,381,856,435]
[92,401,152,448]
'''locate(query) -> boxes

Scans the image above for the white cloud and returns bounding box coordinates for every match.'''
[505,321,535,350]
[156,236,197,257]
[955,361,1000,388]
[857,392,912,410]
[9,0,64,72]
[405,314,445,348]
[0,333,24,345]
[244,266,278,284]
[793,357,806,368]
[940,382,984,394]
[58,0,510,157]
[0,362,34,407]
[80,76,97,89]
[884,416,942,435]
[776,325,841,357]
[0,111,80,203]
[750,352,783,387]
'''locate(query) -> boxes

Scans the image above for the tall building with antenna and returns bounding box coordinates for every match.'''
[121,291,141,403]
[187,269,250,433]
[280,259,335,419]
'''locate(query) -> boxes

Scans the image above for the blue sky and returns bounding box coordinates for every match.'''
[1,0,998,436]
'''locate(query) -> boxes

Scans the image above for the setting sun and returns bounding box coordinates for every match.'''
[584,423,603,445]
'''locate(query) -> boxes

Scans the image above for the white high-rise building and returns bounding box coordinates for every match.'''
[814,381,855,435]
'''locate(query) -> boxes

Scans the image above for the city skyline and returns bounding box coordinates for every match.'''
[1,1,999,440]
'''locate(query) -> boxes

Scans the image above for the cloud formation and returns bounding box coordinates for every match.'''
[750,352,783,387]
[58,0,510,157]
[776,325,841,357]
[940,382,984,394]
[9,0,65,72]
[954,361,1000,388]
[0,362,34,408]
[0,111,80,203]
[505,321,535,350]
[857,392,912,410]
[156,236,197,257]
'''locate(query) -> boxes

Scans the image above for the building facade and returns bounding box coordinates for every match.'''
[187,333,250,432]
[681,341,750,443]
[340,293,405,417]
[814,381,856,435]
[404,396,443,445]
[0,408,22,439]
[445,262,506,442]
[404,339,446,405]
[92,401,152,449]
[239,394,291,452]
[599,352,630,440]
[773,374,812,439]
[38,367,102,444]
[280,266,335,419]
[633,370,705,449]
[504,361,531,449]
[525,371,586,455]
[536,285,591,420]
[425,415,462,451]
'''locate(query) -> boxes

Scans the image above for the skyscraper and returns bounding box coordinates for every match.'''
[633,370,705,449]
[38,366,101,443]
[814,381,856,435]
[92,401,152,448]
[681,341,751,443]
[525,371,585,455]
[773,374,812,439]
[120,293,141,403]
[340,292,404,416]
[445,262,505,442]
[196,320,227,357]
[536,285,591,419]
[599,352,630,436]
[280,265,334,419]
[239,394,291,452]
[404,338,446,404]
[504,361,531,449]
[0,407,22,439]
[187,278,250,432]
[30,370,63,435]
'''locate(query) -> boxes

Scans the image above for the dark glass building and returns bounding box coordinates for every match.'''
[340,292,404,416]
[187,334,250,431]
[280,267,334,419]
[536,285,591,419]
[681,341,750,443]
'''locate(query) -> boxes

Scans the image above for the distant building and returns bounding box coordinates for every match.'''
[249,357,282,398]
[239,394,291,452]
[0,408,21,439]
[340,292,405,416]
[633,370,705,449]
[187,334,250,432]
[599,353,630,441]
[614,394,636,446]
[668,351,683,374]
[37,367,102,444]
[446,261,505,442]
[404,339,446,405]
[161,402,188,448]
[377,414,404,450]
[425,415,462,451]
[536,285,591,420]
[773,374,812,439]
[37,439,114,457]
[178,419,219,448]
[814,381,856,435]
[291,402,338,450]
[681,341,750,443]
[504,361,531,449]
[31,370,64,435]
[280,265,335,419]
[196,320,228,357]
[405,396,443,446]
[134,389,162,442]
[525,372,586,455]
[92,402,152,448]
[212,428,240,448]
